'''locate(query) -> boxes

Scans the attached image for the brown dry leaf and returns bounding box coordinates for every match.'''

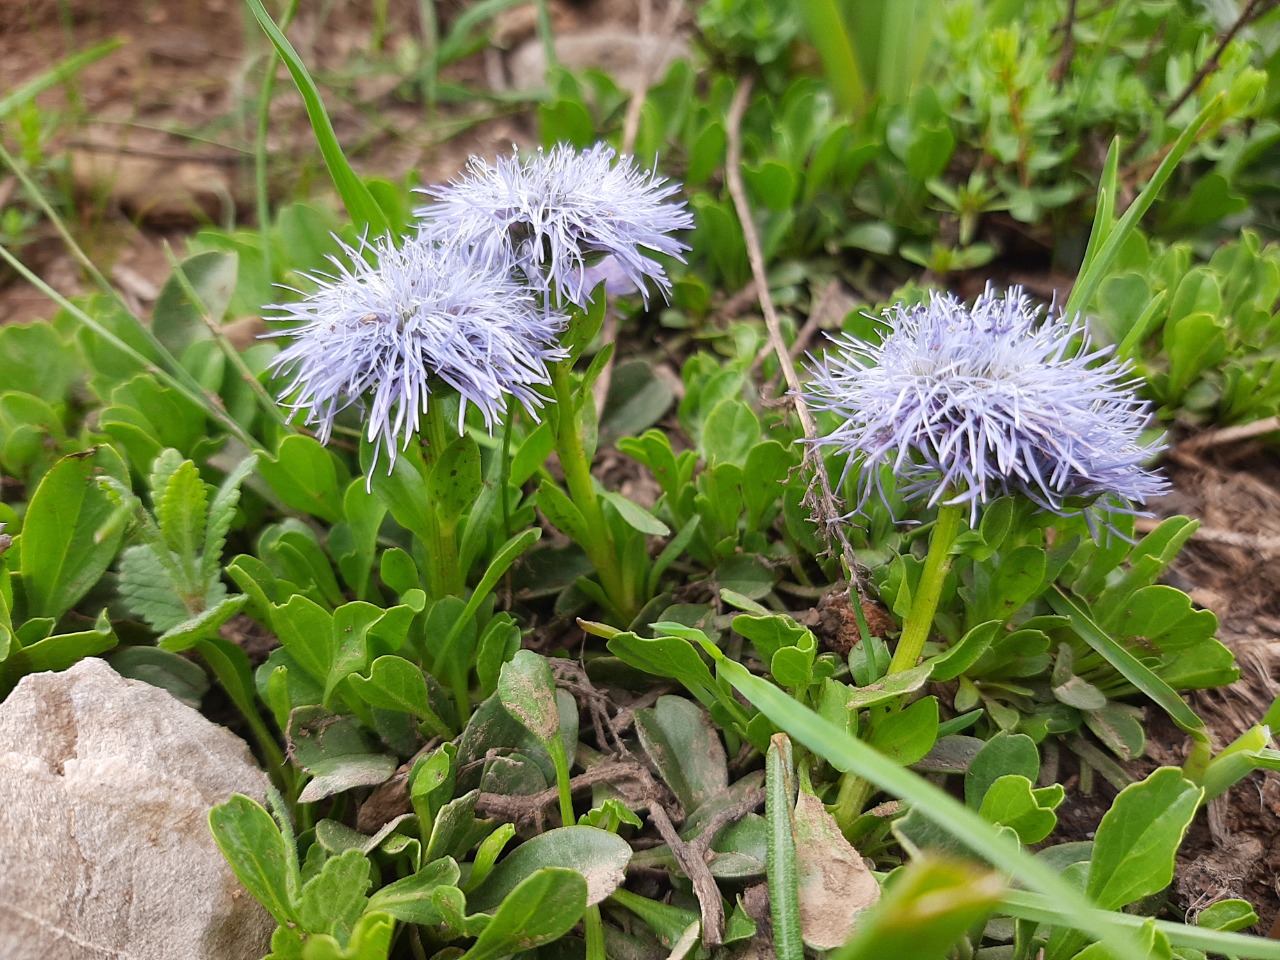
[792,788,881,950]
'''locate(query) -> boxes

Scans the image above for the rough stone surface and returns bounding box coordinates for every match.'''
[509,29,691,91]
[0,658,275,960]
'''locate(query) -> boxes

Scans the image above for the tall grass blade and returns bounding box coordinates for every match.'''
[244,0,393,238]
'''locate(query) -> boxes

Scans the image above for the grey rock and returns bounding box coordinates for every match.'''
[509,29,691,92]
[0,658,274,960]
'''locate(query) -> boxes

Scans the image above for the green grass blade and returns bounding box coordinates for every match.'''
[243,0,392,237]
[0,38,123,119]
[795,0,868,113]
[1078,137,1121,279]
[705,652,1150,958]
[1064,95,1223,319]
[1047,587,1209,743]
[1001,891,1280,959]
[765,736,804,960]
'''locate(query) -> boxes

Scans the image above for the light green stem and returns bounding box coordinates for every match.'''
[584,906,606,960]
[421,400,464,600]
[888,500,966,675]
[549,360,637,622]
[834,500,966,829]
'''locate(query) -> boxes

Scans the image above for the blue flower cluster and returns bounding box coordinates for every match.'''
[803,286,1168,524]
[266,144,693,474]
[417,143,693,310]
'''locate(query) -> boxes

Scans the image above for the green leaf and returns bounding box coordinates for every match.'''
[428,434,482,524]
[466,827,631,913]
[295,848,372,946]
[868,695,938,767]
[243,0,391,235]
[601,491,671,537]
[208,794,297,926]
[260,435,349,524]
[537,479,590,544]
[290,708,398,804]
[1049,589,1209,744]
[701,398,760,467]
[1086,768,1202,910]
[931,620,1001,682]
[156,457,207,566]
[1065,96,1225,318]
[635,695,729,815]
[111,646,210,709]
[19,446,129,620]
[348,656,451,738]
[607,631,721,712]
[979,775,1058,844]
[830,857,1003,960]
[496,649,561,745]
[965,732,1039,809]
[367,858,461,924]
[203,454,258,584]
[4,610,117,687]
[847,663,932,709]
[152,251,238,357]
[459,869,588,960]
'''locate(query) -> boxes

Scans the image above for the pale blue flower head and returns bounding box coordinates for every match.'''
[416,143,694,310]
[803,286,1168,525]
[266,233,566,475]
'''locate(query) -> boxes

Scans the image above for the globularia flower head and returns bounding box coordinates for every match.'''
[416,142,694,309]
[266,233,566,474]
[803,286,1169,524]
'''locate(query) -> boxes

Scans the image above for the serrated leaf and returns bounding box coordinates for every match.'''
[156,458,207,567]
[203,454,258,584]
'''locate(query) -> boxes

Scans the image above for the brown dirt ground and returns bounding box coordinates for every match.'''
[4,0,1280,940]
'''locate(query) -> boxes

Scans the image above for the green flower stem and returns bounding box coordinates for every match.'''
[549,359,636,622]
[833,500,966,829]
[421,400,464,599]
[888,499,966,675]
[583,906,606,960]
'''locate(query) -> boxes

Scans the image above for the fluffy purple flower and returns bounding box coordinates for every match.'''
[416,143,694,310]
[803,286,1168,524]
[266,234,566,475]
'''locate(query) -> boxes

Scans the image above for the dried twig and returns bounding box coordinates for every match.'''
[1164,0,1277,119]
[1133,515,1280,556]
[724,77,867,589]
[1051,0,1079,87]
[475,758,652,826]
[1179,415,1280,454]
[649,802,724,945]
[647,788,766,948]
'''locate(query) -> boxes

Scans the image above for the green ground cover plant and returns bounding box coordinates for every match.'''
[3,0,1280,958]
